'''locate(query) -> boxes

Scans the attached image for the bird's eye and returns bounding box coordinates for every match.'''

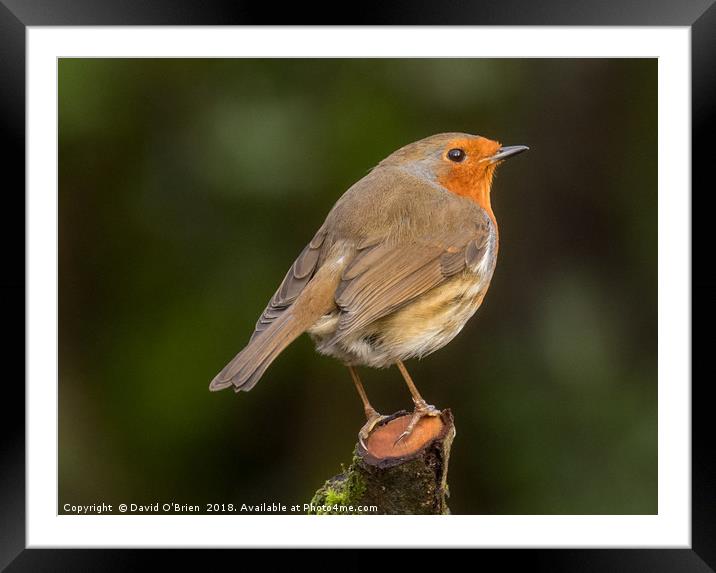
[447,148,466,163]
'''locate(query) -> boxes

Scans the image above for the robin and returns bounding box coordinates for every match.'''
[210,133,528,446]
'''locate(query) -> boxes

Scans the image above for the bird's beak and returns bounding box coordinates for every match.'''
[484,145,529,163]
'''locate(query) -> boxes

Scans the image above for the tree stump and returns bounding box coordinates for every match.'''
[309,409,456,514]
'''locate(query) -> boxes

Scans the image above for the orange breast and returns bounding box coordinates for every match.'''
[436,136,501,229]
[438,165,499,229]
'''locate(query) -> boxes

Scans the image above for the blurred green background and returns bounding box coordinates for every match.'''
[58,58,657,515]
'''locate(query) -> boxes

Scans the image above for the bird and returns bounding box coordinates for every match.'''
[210,132,528,447]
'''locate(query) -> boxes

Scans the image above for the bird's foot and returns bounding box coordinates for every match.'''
[393,401,441,446]
[358,408,390,450]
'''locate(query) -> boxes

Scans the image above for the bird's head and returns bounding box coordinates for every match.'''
[379,132,528,216]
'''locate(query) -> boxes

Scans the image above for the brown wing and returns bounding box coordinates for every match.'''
[328,214,493,345]
[249,227,329,342]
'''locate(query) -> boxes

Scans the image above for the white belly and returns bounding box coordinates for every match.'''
[307,273,489,368]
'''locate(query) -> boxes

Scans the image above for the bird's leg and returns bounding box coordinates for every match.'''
[348,365,389,449]
[394,360,440,446]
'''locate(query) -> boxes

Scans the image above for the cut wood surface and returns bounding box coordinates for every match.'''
[309,409,456,515]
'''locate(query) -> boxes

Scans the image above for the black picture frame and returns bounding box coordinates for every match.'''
[2,1,710,568]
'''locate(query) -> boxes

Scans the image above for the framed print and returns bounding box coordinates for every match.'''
[3,0,710,568]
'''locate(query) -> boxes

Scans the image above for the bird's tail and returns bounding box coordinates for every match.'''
[209,310,306,393]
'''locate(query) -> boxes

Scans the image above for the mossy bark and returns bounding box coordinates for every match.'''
[309,409,455,515]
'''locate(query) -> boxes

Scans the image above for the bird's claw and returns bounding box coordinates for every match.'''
[358,411,390,450]
[393,403,440,447]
